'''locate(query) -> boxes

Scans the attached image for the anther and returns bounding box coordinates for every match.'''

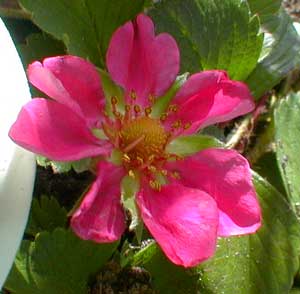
[148,165,157,173]
[130,91,137,100]
[161,169,168,176]
[168,104,178,113]
[172,171,181,179]
[111,96,118,105]
[184,122,191,130]
[125,104,131,112]
[148,154,155,163]
[136,156,144,166]
[145,107,152,116]
[149,180,161,191]
[160,113,167,122]
[134,105,141,114]
[123,153,131,163]
[128,170,135,178]
[172,120,182,129]
[113,110,122,118]
[148,94,155,103]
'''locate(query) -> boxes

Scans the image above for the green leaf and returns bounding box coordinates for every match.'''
[26,195,67,236]
[36,156,91,173]
[252,152,286,197]
[197,172,300,294]
[246,8,300,98]
[290,289,300,294]
[166,134,223,156]
[132,242,199,294]
[19,0,145,67]
[5,229,118,294]
[150,0,263,81]
[274,93,300,214]
[247,0,281,23]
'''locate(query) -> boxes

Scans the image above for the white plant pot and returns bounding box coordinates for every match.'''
[0,18,35,288]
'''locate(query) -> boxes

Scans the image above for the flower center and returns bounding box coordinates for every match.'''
[100,93,185,190]
[120,116,168,161]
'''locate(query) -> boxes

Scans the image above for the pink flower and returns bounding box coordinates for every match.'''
[9,14,261,267]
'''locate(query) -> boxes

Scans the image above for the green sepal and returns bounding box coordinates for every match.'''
[151,73,188,118]
[109,149,123,166]
[98,68,124,116]
[121,174,141,234]
[166,134,223,157]
[36,156,92,173]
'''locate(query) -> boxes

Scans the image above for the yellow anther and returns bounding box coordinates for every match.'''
[148,94,155,103]
[161,169,168,176]
[134,105,141,113]
[172,171,181,179]
[128,170,135,178]
[172,120,182,129]
[123,153,131,163]
[136,156,144,165]
[113,110,122,118]
[111,96,118,105]
[125,104,131,112]
[148,165,157,173]
[148,154,155,162]
[149,180,161,191]
[130,91,137,100]
[160,113,167,122]
[145,107,152,116]
[168,104,178,113]
[184,122,191,130]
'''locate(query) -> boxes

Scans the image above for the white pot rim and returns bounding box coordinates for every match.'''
[0,18,35,289]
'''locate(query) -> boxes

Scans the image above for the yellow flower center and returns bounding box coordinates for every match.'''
[120,116,168,161]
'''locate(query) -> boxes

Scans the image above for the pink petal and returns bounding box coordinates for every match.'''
[9,98,111,161]
[166,148,261,236]
[71,161,126,242]
[106,14,179,107]
[28,55,105,127]
[165,71,254,135]
[136,183,218,267]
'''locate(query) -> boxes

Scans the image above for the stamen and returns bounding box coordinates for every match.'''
[160,113,167,122]
[148,94,155,104]
[136,156,144,166]
[148,165,157,173]
[145,107,152,116]
[168,104,178,113]
[161,169,168,176]
[184,122,191,130]
[111,96,118,105]
[123,153,131,163]
[172,120,182,129]
[113,110,122,119]
[128,170,135,178]
[125,104,131,112]
[130,91,137,100]
[171,171,181,179]
[149,180,161,191]
[134,105,141,114]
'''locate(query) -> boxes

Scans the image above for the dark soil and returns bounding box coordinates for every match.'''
[33,165,94,209]
[89,262,155,294]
